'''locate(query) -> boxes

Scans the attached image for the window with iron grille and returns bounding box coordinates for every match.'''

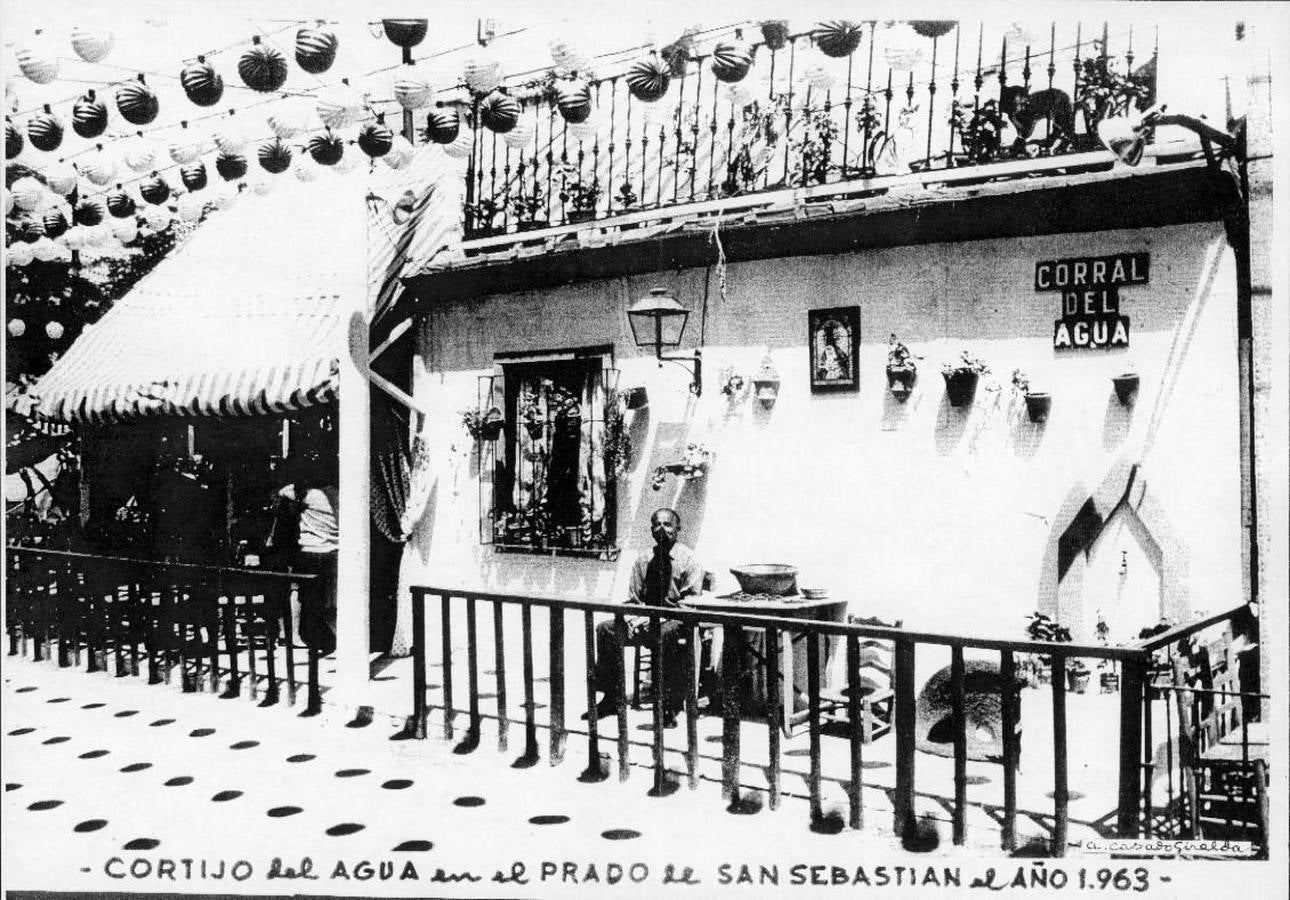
[477,347,621,560]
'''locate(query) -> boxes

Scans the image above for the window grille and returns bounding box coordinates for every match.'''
[477,353,620,560]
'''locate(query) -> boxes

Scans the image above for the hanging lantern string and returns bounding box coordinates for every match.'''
[253,19,330,93]
[11,22,302,117]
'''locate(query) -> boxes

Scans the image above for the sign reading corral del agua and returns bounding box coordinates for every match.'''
[1036,252,1148,350]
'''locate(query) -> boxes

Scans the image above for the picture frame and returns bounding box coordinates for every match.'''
[808,306,861,393]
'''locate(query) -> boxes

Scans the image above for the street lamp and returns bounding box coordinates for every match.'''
[628,287,703,396]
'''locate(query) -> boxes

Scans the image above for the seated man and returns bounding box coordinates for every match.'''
[586,507,703,728]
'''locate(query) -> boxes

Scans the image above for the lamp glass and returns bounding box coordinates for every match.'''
[628,287,688,351]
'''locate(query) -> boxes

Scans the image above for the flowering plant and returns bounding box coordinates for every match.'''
[651,442,712,491]
[942,349,990,377]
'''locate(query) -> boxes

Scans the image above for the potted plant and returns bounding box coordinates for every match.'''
[511,185,548,231]
[462,406,505,441]
[942,350,989,407]
[556,163,601,224]
[519,389,546,439]
[1011,369,1052,423]
[463,197,503,237]
[651,442,712,491]
[1024,610,1071,689]
[886,333,920,400]
[1112,368,1140,405]
[1066,659,1092,694]
[602,389,632,478]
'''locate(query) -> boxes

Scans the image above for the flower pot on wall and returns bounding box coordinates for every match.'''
[943,369,979,407]
[480,407,505,441]
[1067,668,1091,694]
[1112,373,1140,405]
[566,208,596,224]
[516,219,549,232]
[1024,392,1051,423]
[886,363,916,400]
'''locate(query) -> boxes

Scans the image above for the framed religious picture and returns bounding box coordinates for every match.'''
[808,306,861,393]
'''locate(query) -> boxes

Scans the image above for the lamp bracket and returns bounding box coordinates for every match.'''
[657,348,703,396]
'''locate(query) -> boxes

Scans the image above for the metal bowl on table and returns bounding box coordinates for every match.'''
[729,564,798,596]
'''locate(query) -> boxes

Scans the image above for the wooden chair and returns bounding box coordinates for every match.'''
[818,615,900,744]
[633,571,715,708]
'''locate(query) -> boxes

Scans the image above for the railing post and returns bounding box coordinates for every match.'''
[650,614,666,795]
[720,623,743,805]
[614,614,629,782]
[807,630,823,822]
[1000,649,1019,852]
[410,589,427,739]
[893,638,917,838]
[548,606,566,765]
[768,626,783,811]
[1051,654,1069,856]
[494,600,509,752]
[521,602,538,762]
[686,621,700,790]
[582,610,602,778]
[466,595,481,746]
[441,594,454,739]
[1118,653,1146,837]
[951,646,968,845]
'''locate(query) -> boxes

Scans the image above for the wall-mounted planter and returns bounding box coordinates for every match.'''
[566,209,596,225]
[1067,667,1091,694]
[1024,392,1052,423]
[516,219,549,233]
[480,407,505,441]
[623,386,648,410]
[943,369,980,407]
[886,363,917,401]
[1112,373,1140,406]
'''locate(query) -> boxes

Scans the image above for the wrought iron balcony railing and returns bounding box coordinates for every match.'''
[456,20,1159,239]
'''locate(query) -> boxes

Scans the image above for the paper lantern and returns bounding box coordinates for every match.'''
[239,36,288,92]
[180,57,224,107]
[215,150,248,181]
[6,117,22,159]
[501,118,534,150]
[266,97,315,139]
[209,184,238,211]
[710,41,753,84]
[293,161,317,182]
[911,21,957,39]
[442,127,474,159]
[760,20,791,51]
[333,149,358,174]
[81,223,110,246]
[257,138,293,174]
[16,42,59,85]
[143,205,171,230]
[111,217,138,242]
[73,197,104,227]
[8,319,26,337]
[27,105,64,152]
[71,26,113,63]
[45,320,65,340]
[11,177,44,211]
[81,148,117,186]
[213,118,247,155]
[556,81,593,124]
[3,190,12,216]
[177,193,205,222]
[72,90,108,139]
[479,91,521,133]
[425,108,460,144]
[382,135,414,169]
[249,178,273,197]
[316,81,364,130]
[135,173,167,205]
[123,135,158,173]
[62,225,88,250]
[381,19,428,49]
[20,220,43,243]
[1004,22,1039,49]
[116,76,160,126]
[42,208,68,238]
[800,49,837,93]
[626,55,670,102]
[357,117,394,158]
[44,162,78,196]
[32,237,59,262]
[393,64,434,111]
[815,21,863,58]
[462,50,503,95]
[295,24,338,74]
[883,25,924,72]
[181,162,208,192]
[7,243,35,266]
[550,39,591,74]
[107,186,136,218]
[307,130,344,166]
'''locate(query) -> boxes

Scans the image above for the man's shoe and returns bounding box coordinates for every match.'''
[581,699,618,721]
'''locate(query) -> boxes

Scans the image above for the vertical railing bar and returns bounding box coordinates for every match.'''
[494,599,508,752]
[441,593,455,739]
[651,614,666,794]
[782,38,796,187]
[1051,654,1069,857]
[841,52,854,176]
[947,25,961,163]
[1118,655,1145,837]
[686,621,700,789]
[411,589,427,738]
[721,622,743,805]
[863,24,875,171]
[893,638,916,838]
[521,602,538,760]
[606,77,618,219]
[1000,649,1018,852]
[925,34,939,168]
[614,613,630,782]
[262,585,279,705]
[845,634,862,828]
[807,630,822,822]
[706,76,719,200]
[950,645,968,845]
[283,582,296,707]
[767,625,782,811]
[1142,673,1153,836]
[583,610,600,773]
[548,605,566,764]
[672,62,688,203]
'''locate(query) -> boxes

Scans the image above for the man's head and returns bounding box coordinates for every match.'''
[650,507,681,550]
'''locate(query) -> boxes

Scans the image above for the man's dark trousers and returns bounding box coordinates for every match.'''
[593,617,687,712]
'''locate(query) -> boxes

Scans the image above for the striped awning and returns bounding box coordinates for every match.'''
[31,176,367,426]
